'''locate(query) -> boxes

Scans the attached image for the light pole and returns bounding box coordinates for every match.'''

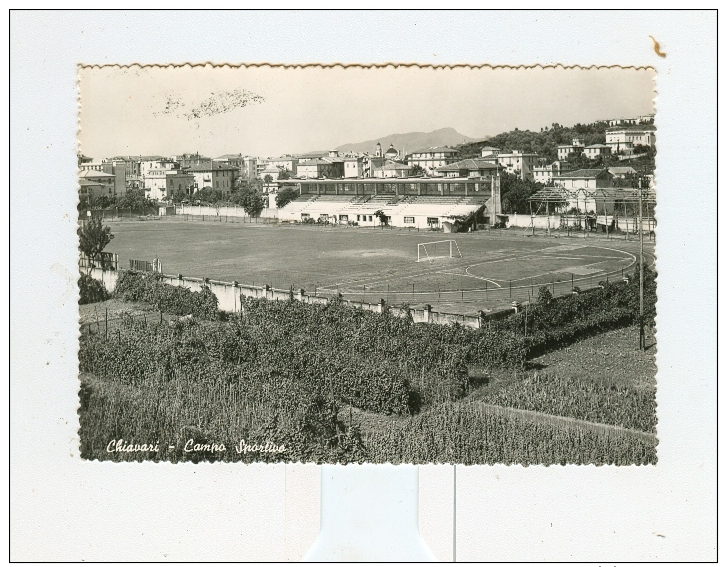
[638,179,645,350]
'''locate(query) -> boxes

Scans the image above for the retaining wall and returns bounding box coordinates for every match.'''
[85,268,511,329]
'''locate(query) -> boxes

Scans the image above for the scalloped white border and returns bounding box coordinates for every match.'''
[11,10,716,561]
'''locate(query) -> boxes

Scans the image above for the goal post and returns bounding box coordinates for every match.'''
[417,240,463,263]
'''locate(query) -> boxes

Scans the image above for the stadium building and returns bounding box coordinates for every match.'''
[277,176,501,230]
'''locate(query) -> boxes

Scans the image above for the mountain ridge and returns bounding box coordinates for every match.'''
[333,127,486,155]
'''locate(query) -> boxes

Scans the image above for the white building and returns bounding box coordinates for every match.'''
[584,144,612,159]
[406,146,458,174]
[557,138,585,160]
[605,125,656,155]
[496,150,539,180]
[532,161,569,185]
[184,163,239,199]
[142,159,180,200]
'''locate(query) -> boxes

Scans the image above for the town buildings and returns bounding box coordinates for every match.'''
[172,153,212,168]
[141,159,180,200]
[165,172,195,202]
[605,125,656,155]
[373,160,412,178]
[437,158,499,178]
[78,170,117,201]
[343,156,365,178]
[496,150,539,181]
[406,146,458,173]
[551,168,613,190]
[213,154,259,181]
[532,161,569,185]
[608,166,638,179]
[480,147,501,159]
[584,144,612,159]
[296,157,344,179]
[184,163,239,199]
[557,138,585,160]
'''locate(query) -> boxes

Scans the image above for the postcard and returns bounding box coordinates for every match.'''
[77,63,658,466]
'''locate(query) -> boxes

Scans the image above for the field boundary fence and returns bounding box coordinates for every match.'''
[85,243,648,331]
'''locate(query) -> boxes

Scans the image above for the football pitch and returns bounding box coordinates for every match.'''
[105,218,654,314]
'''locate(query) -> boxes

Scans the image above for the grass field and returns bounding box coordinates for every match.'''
[104,217,655,314]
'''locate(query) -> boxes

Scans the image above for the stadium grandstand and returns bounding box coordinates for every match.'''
[277,177,502,230]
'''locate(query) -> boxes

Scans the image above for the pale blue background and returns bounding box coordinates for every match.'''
[10,10,717,561]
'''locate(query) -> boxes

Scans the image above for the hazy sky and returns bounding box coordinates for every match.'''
[79,65,655,159]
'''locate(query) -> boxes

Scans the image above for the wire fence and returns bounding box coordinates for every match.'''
[312,264,643,313]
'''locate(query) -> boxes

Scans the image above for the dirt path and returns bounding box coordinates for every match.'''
[467,401,657,443]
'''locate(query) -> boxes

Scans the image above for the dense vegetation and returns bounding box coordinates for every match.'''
[457,121,611,162]
[79,264,657,463]
[114,270,219,320]
[365,403,656,465]
[78,273,110,305]
[456,120,656,177]
[478,372,657,433]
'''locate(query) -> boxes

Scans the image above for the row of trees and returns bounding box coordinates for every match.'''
[79,179,275,218]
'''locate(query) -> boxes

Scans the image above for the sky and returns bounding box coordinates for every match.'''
[78,65,656,160]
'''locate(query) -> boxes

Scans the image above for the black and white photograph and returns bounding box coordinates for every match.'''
[77,64,658,465]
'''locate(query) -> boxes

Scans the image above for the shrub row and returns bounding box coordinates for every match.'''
[499,265,657,357]
[114,270,219,319]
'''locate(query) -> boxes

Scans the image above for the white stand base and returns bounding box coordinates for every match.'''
[303,464,436,561]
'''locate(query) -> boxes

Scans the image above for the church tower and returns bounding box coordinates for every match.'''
[375,142,382,158]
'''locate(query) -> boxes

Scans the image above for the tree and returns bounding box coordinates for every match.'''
[78,217,114,267]
[374,210,388,226]
[278,168,292,180]
[264,174,273,184]
[498,172,542,214]
[194,187,223,205]
[409,164,427,177]
[90,195,114,210]
[231,183,266,217]
[116,188,157,211]
[276,185,299,209]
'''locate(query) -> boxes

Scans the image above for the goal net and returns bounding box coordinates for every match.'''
[417,240,463,263]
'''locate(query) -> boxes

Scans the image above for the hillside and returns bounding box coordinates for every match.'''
[455,121,612,162]
[335,127,482,155]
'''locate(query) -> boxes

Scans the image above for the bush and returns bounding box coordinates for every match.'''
[78,273,110,305]
[114,270,219,319]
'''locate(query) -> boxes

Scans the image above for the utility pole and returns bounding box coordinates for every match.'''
[639,179,645,350]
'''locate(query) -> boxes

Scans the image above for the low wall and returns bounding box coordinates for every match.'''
[506,213,655,232]
[85,268,514,329]
[506,214,561,229]
[176,204,278,219]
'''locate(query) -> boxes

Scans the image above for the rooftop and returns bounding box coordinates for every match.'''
[184,163,240,172]
[379,161,411,171]
[409,146,458,155]
[437,158,500,172]
[608,166,638,175]
[586,144,610,149]
[553,168,609,179]
[606,124,656,132]
[79,170,115,178]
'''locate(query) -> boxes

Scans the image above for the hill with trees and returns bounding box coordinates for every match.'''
[456,121,611,162]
